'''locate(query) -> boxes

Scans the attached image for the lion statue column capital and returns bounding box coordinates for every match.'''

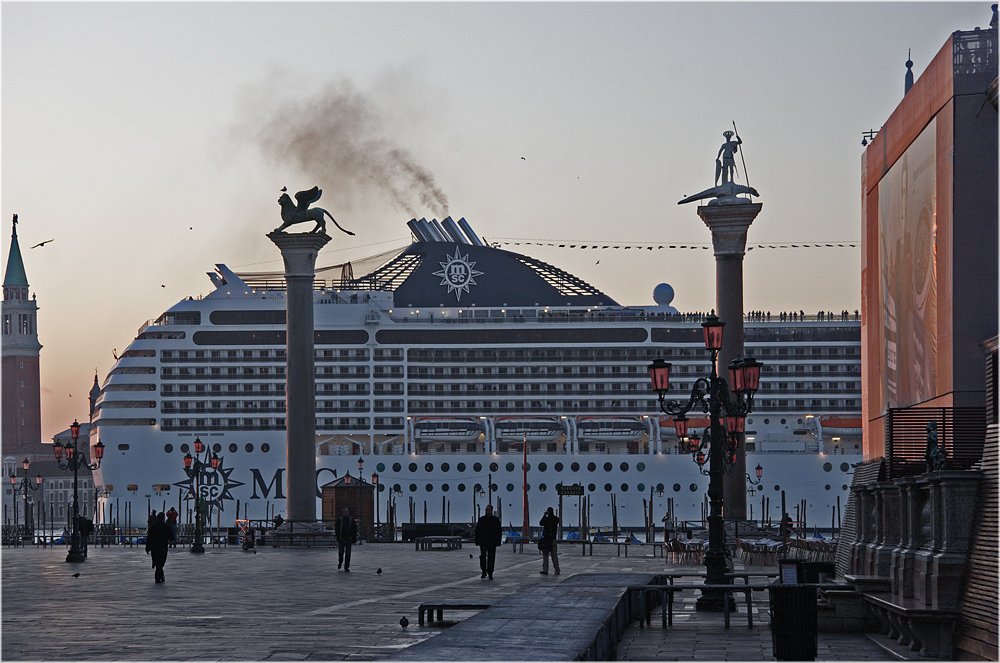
[275,186,354,236]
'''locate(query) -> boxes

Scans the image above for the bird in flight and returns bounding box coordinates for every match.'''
[30,239,54,248]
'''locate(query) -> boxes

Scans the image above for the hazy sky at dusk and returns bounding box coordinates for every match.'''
[3,2,991,442]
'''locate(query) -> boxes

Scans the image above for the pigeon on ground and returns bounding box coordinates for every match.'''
[72,573,80,578]
[469,553,473,558]
[399,616,409,629]
[376,567,382,575]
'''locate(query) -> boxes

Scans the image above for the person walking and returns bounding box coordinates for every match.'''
[165,507,179,547]
[779,512,794,540]
[539,507,560,575]
[475,504,502,580]
[335,507,357,572]
[145,511,174,583]
[147,510,157,532]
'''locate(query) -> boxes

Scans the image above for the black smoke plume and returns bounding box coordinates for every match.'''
[240,79,448,218]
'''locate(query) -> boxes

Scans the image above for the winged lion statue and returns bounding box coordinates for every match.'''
[275,186,354,236]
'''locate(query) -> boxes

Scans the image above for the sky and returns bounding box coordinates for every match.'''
[2,1,992,443]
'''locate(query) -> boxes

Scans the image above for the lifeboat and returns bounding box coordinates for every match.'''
[495,417,564,441]
[819,416,863,436]
[413,417,483,442]
[658,416,710,433]
[576,416,645,442]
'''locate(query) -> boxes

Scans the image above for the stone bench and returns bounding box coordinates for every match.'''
[863,593,960,658]
[417,601,491,625]
[616,541,664,558]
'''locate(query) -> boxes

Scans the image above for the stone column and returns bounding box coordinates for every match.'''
[267,231,331,523]
[891,477,917,597]
[697,202,762,520]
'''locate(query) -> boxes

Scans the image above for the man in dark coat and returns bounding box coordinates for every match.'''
[539,507,560,575]
[335,507,358,572]
[145,511,174,583]
[475,504,502,580]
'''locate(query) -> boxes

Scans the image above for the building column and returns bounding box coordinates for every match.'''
[697,202,762,520]
[267,231,331,523]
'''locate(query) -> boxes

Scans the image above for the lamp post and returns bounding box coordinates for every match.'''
[648,483,664,544]
[648,314,763,611]
[10,459,41,546]
[371,472,379,539]
[53,420,105,563]
[182,437,220,553]
[357,456,364,541]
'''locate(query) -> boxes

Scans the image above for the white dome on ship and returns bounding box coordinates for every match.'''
[652,283,679,313]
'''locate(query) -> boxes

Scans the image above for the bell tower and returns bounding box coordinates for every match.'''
[2,214,43,458]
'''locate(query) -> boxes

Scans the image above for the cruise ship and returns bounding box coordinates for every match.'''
[91,218,863,529]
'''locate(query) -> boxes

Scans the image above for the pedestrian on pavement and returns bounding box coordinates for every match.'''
[165,507,179,547]
[335,507,357,571]
[145,511,174,583]
[147,510,157,532]
[539,507,560,575]
[779,512,793,540]
[75,515,93,557]
[475,504,502,579]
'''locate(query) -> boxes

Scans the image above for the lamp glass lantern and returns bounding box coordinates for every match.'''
[701,315,725,352]
[357,456,364,473]
[647,358,671,393]
[53,440,64,459]
[193,437,205,454]
[755,464,764,480]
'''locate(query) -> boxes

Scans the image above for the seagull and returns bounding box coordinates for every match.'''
[595,260,600,265]
[520,156,525,160]
[161,285,166,288]
[399,616,409,629]
[376,567,382,575]
[30,239,54,248]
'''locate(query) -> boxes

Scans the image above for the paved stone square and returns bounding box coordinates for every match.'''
[2,542,899,661]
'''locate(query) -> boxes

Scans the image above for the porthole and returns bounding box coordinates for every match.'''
[764,418,770,425]
[245,444,254,453]
[377,462,385,472]
[378,484,385,493]
[441,484,449,492]
[441,462,450,472]
[490,462,499,472]
[587,462,597,472]
[524,463,531,472]
[604,483,613,492]
[538,462,547,472]
[180,444,189,453]
[393,483,401,493]
[637,462,646,472]
[393,463,402,472]
[842,485,849,491]
[620,462,629,472]
[505,462,515,472]
[588,483,596,492]
[473,462,483,472]
[457,462,466,472]
[620,483,629,492]
[780,418,787,424]
[603,462,613,472]
[212,443,221,453]
[506,483,514,492]
[491,483,498,492]
[638,483,646,492]
[774,485,781,491]
[409,463,418,472]
[261,443,270,453]
[425,462,434,472]
[673,483,681,492]
[657,483,665,492]
[689,483,698,492]
[458,483,466,492]
[425,484,433,492]
[539,483,547,492]
[840,463,850,472]
[747,418,753,425]
[474,483,483,493]
[164,444,173,453]
[823,462,833,472]
[555,462,564,471]
[409,483,417,492]
[825,485,831,491]
[229,443,238,453]
[571,462,580,472]
[797,418,804,425]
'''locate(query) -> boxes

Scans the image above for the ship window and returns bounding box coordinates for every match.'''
[164,444,173,453]
[620,483,629,492]
[408,463,417,472]
[571,462,580,472]
[620,462,629,472]
[441,463,450,472]
[603,462,612,472]
[424,463,433,472]
[261,443,270,452]
[843,485,848,491]
[245,444,254,453]
[229,444,238,453]
[409,484,417,492]
[506,483,514,492]
[490,462,498,472]
[637,483,645,492]
[212,443,222,453]
[180,444,190,453]
[637,463,645,472]
[457,463,466,472]
[587,483,596,492]
[825,485,831,491]
[441,484,449,492]
[490,482,497,492]
[505,462,515,472]
[538,462,547,472]
[840,463,850,472]
[773,485,780,491]
[473,463,482,472]
[689,484,698,492]
[555,462,564,472]
[118,444,130,451]
[457,483,465,492]
[539,483,546,492]
[587,462,597,472]
[823,463,833,472]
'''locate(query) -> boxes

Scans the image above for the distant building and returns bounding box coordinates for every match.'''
[2,215,45,460]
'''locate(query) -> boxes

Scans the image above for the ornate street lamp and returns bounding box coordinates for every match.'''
[648,314,764,611]
[53,420,104,562]
[10,459,42,546]
[371,472,379,538]
[357,455,365,541]
[746,464,764,497]
[181,437,220,553]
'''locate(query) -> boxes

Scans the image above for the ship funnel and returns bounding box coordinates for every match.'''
[417,218,446,242]
[407,219,433,242]
[441,217,471,244]
[430,218,451,242]
[457,218,486,246]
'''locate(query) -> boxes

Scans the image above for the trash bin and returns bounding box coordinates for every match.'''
[769,583,817,661]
